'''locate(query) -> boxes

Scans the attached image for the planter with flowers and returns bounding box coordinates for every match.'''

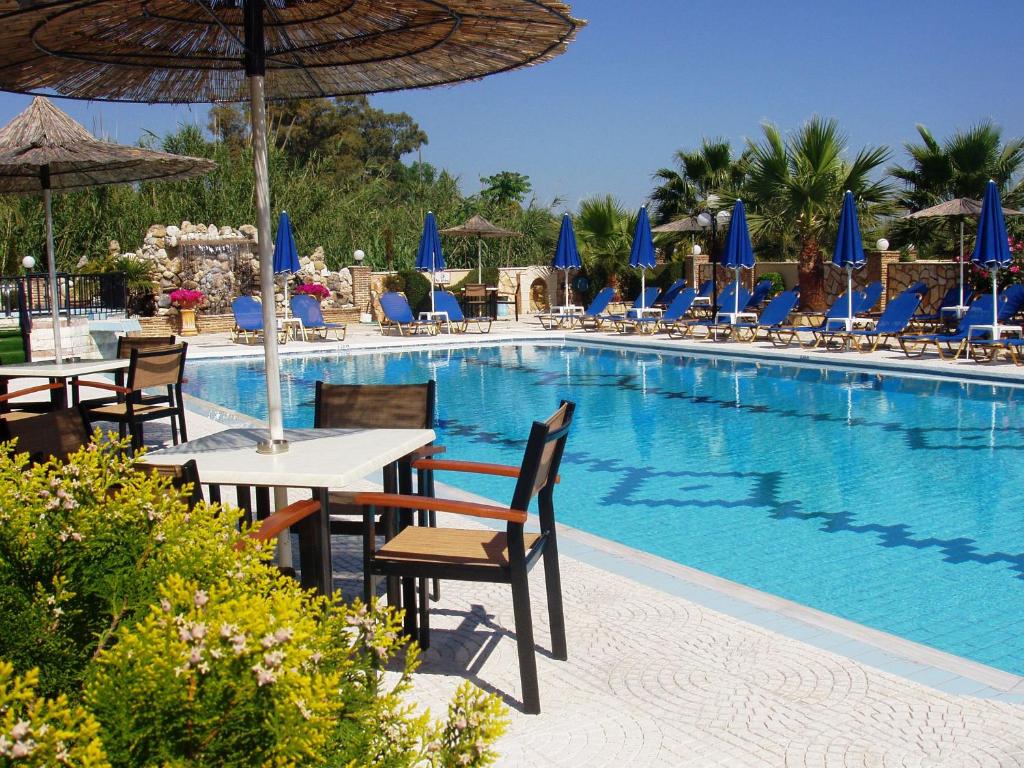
[169,288,205,336]
[294,282,331,303]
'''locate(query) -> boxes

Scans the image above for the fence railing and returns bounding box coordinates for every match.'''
[0,272,129,320]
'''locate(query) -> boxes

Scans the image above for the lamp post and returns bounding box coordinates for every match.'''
[353,249,365,265]
[696,207,731,316]
[21,255,35,274]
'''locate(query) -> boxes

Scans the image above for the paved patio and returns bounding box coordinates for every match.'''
[13,317,1024,764]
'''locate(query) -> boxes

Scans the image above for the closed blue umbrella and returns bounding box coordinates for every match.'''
[832,191,867,330]
[629,206,657,309]
[972,180,1013,329]
[552,213,581,307]
[721,199,755,316]
[273,210,301,318]
[415,211,445,313]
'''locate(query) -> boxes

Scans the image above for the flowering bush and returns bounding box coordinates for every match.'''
[965,236,1024,292]
[168,289,205,309]
[294,283,330,301]
[0,437,508,766]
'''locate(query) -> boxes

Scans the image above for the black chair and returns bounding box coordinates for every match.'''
[81,343,189,452]
[0,406,91,464]
[354,400,575,714]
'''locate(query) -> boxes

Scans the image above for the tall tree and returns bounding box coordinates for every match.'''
[479,171,532,208]
[888,122,1024,256]
[574,195,635,292]
[740,117,893,310]
[650,138,748,226]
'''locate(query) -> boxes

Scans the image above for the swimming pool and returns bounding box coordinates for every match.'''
[185,342,1024,675]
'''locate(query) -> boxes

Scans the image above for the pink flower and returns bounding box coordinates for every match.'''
[169,289,205,309]
[295,283,330,300]
[1011,266,1020,274]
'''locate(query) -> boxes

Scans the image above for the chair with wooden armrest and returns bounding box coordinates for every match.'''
[314,380,441,600]
[0,380,66,417]
[356,400,575,715]
[81,343,188,452]
[78,335,180,410]
[0,405,90,464]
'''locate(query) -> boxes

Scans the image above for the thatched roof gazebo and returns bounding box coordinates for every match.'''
[441,215,521,282]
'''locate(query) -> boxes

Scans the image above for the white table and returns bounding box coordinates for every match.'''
[278,316,305,342]
[0,358,130,407]
[627,307,663,319]
[418,310,449,333]
[142,427,436,598]
[715,311,757,325]
[552,305,583,316]
[941,305,970,319]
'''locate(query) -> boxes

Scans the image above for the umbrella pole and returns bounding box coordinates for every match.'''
[733,268,740,315]
[847,266,854,332]
[564,268,570,307]
[640,270,646,310]
[431,266,436,312]
[477,239,482,283]
[41,170,62,365]
[992,267,999,330]
[959,220,965,307]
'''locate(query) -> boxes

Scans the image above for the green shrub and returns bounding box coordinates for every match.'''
[450,267,499,291]
[396,270,433,313]
[0,662,109,767]
[0,437,508,766]
[654,262,684,290]
[759,271,786,295]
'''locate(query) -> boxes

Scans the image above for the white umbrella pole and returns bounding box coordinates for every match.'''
[992,267,999,330]
[640,270,646,310]
[733,268,740,315]
[430,264,436,312]
[477,239,482,283]
[959,220,965,307]
[564,268,570,307]
[42,181,62,365]
[250,73,286,451]
[847,266,854,332]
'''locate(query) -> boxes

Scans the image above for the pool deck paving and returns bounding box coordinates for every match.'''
[14,316,1024,764]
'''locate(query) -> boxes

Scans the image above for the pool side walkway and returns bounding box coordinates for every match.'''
[168,320,1024,766]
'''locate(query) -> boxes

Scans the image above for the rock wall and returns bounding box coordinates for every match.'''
[113,222,356,318]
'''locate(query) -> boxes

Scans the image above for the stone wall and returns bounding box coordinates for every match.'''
[887,261,965,312]
[113,221,357,321]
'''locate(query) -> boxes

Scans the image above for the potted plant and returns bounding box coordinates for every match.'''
[294,282,331,302]
[169,288,204,336]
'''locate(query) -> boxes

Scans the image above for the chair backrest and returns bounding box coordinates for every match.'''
[631,287,660,309]
[116,335,176,359]
[999,284,1024,321]
[232,296,264,331]
[934,284,969,311]
[314,380,435,429]
[509,401,576,516]
[290,294,326,327]
[857,281,884,314]
[379,292,416,324]
[758,290,798,327]
[717,283,751,311]
[826,289,866,320]
[656,279,687,307]
[663,288,697,320]
[584,287,615,317]
[128,343,188,391]
[1,407,90,464]
[431,291,466,322]
[136,459,204,509]
[464,284,488,299]
[874,291,922,333]
[900,280,928,297]
[954,296,1003,334]
[745,279,773,309]
[696,280,713,298]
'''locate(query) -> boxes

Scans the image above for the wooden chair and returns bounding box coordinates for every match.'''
[81,343,189,452]
[78,335,179,410]
[314,380,441,601]
[0,406,91,464]
[355,400,575,714]
[0,380,66,417]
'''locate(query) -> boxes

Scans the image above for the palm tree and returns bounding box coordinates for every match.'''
[889,122,1024,256]
[740,117,893,310]
[650,138,748,227]
[574,195,636,294]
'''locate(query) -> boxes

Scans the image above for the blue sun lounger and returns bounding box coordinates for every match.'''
[744,279,774,311]
[378,292,438,336]
[899,294,1004,359]
[912,285,969,327]
[731,290,799,342]
[654,279,687,308]
[766,289,866,348]
[621,288,697,334]
[432,290,491,333]
[590,287,660,332]
[540,286,615,330]
[667,283,751,339]
[823,291,922,352]
[290,294,347,341]
[231,295,265,343]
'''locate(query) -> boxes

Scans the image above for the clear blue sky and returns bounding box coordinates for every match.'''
[0,0,1019,212]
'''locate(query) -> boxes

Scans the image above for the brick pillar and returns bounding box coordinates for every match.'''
[867,250,900,308]
[349,265,371,314]
[686,254,709,287]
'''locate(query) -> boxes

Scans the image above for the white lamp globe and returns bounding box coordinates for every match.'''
[876,238,890,251]
[353,249,365,263]
[696,212,712,228]
[21,256,35,270]
[716,209,731,225]
[691,244,702,256]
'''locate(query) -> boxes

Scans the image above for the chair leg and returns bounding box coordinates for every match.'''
[510,567,541,714]
[541,537,568,661]
[417,574,430,650]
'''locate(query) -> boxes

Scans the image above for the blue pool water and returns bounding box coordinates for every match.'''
[185,343,1024,674]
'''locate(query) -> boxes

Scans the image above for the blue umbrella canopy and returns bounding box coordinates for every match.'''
[415,211,445,312]
[553,213,581,307]
[833,191,866,326]
[721,199,755,314]
[272,210,300,275]
[972,180,1013,327]
[629,206,656,309]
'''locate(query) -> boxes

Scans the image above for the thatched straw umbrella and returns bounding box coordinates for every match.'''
[441,215,520,282]
[0,97,214,363]
[0,0,583,451]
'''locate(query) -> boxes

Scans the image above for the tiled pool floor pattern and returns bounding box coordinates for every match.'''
[185,343,1024,676]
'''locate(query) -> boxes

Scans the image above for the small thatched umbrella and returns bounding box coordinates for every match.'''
[0,0,583,451]
[651,215,704,233]
[441,215,521,282]
[0,97,214,363]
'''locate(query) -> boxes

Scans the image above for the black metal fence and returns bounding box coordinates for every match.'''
[0,272,128,320]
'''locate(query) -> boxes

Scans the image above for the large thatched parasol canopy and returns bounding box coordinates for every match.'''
[0,1,584,103]
[651,215,704,233]
[904,198,1021,219]
[0,97,215,192]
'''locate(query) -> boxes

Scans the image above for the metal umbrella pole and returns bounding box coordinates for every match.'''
[41,167,62,365]
[959,219,965,307]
